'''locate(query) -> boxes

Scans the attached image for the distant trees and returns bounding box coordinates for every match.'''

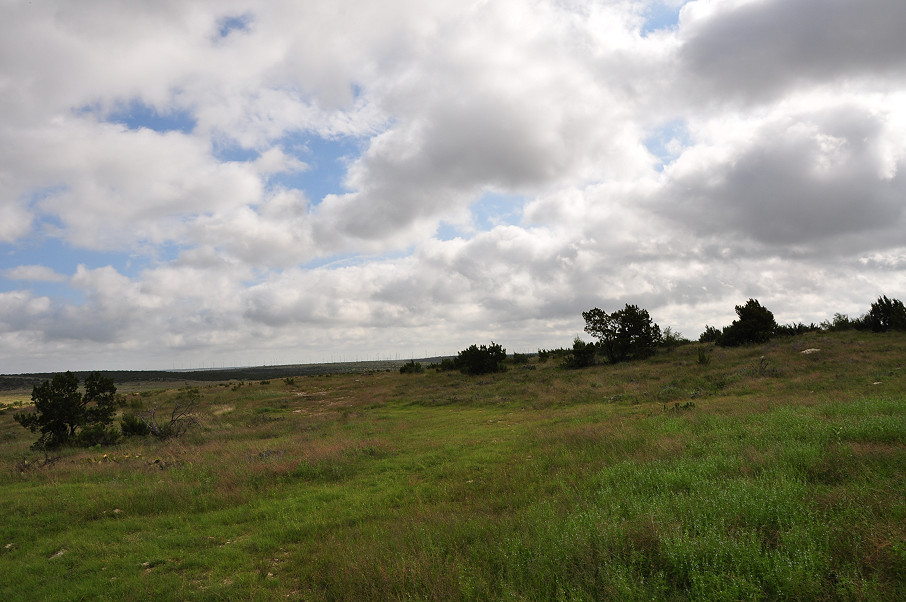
[700,296,906,345]
[582,304,662,363]
[14,371,121,450]
[815,297,906,333]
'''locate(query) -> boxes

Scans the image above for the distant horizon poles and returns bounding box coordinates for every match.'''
[165,349,467,371]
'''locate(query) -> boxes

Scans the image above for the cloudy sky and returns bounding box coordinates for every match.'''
[2,0,905,372]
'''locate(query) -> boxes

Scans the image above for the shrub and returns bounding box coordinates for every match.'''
[73,424,121,447]
[511,353,529,365]
[399,360,424,374]
[821,313,856,332]
[120,413,151,437]
[775,322,820,337]
[435,358,458,372]
[537,348,569,363]
[582,304,662,363]
[563,338,597,369]
[717,299,778,347]
[457,342,507,375]
[660,327,690,351]
[866,295,906,332]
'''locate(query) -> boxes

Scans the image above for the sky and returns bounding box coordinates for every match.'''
[2,0,905,373]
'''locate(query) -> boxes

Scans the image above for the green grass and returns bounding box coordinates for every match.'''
[1,331,905,600]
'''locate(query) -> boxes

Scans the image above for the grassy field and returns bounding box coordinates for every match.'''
[1,331,904,600]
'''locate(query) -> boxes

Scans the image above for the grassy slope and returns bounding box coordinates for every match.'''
[1,331,904,600]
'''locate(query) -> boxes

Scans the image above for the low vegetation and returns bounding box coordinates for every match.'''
[1,327,904,599]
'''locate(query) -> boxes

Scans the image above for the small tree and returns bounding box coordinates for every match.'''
[699,325,721,343]
[717,299,777,347]
[866,296,906,332]
[583,304,662,363]
[14,371,119,450]
[457,342,507,375]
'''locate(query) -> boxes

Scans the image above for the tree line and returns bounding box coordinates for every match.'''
[14,295,906,452]
[444,295,906,374]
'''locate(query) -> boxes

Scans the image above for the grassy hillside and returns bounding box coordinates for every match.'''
[1,331,904,600]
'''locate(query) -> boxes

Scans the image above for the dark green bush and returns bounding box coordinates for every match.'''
[457,342,507,375]
[563,338,597,369]
[699,325,721,343]
[537,348,569,363]
[435,358,458,372]
[775,322,820,337]
[73,424,120,447]
[399,360,424,374]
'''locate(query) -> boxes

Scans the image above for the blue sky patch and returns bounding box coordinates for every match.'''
[266,134,363,204]
[105,99,196,134]
[2,237,133,276]
[644,119,691,171]
[436,191,526,240]
[217,14,253,38]
[641,2,686,35]
[471,192,526,230]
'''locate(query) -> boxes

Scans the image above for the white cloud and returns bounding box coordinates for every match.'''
[677,0,906,104]
[1,0,905,372]
[657,96,906,250]
[3,265,67,282]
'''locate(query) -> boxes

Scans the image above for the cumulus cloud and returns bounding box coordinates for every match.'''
[3,265,67,282]
[1,0,905,371]
[658,99,906,250]
[678,0,906,103]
